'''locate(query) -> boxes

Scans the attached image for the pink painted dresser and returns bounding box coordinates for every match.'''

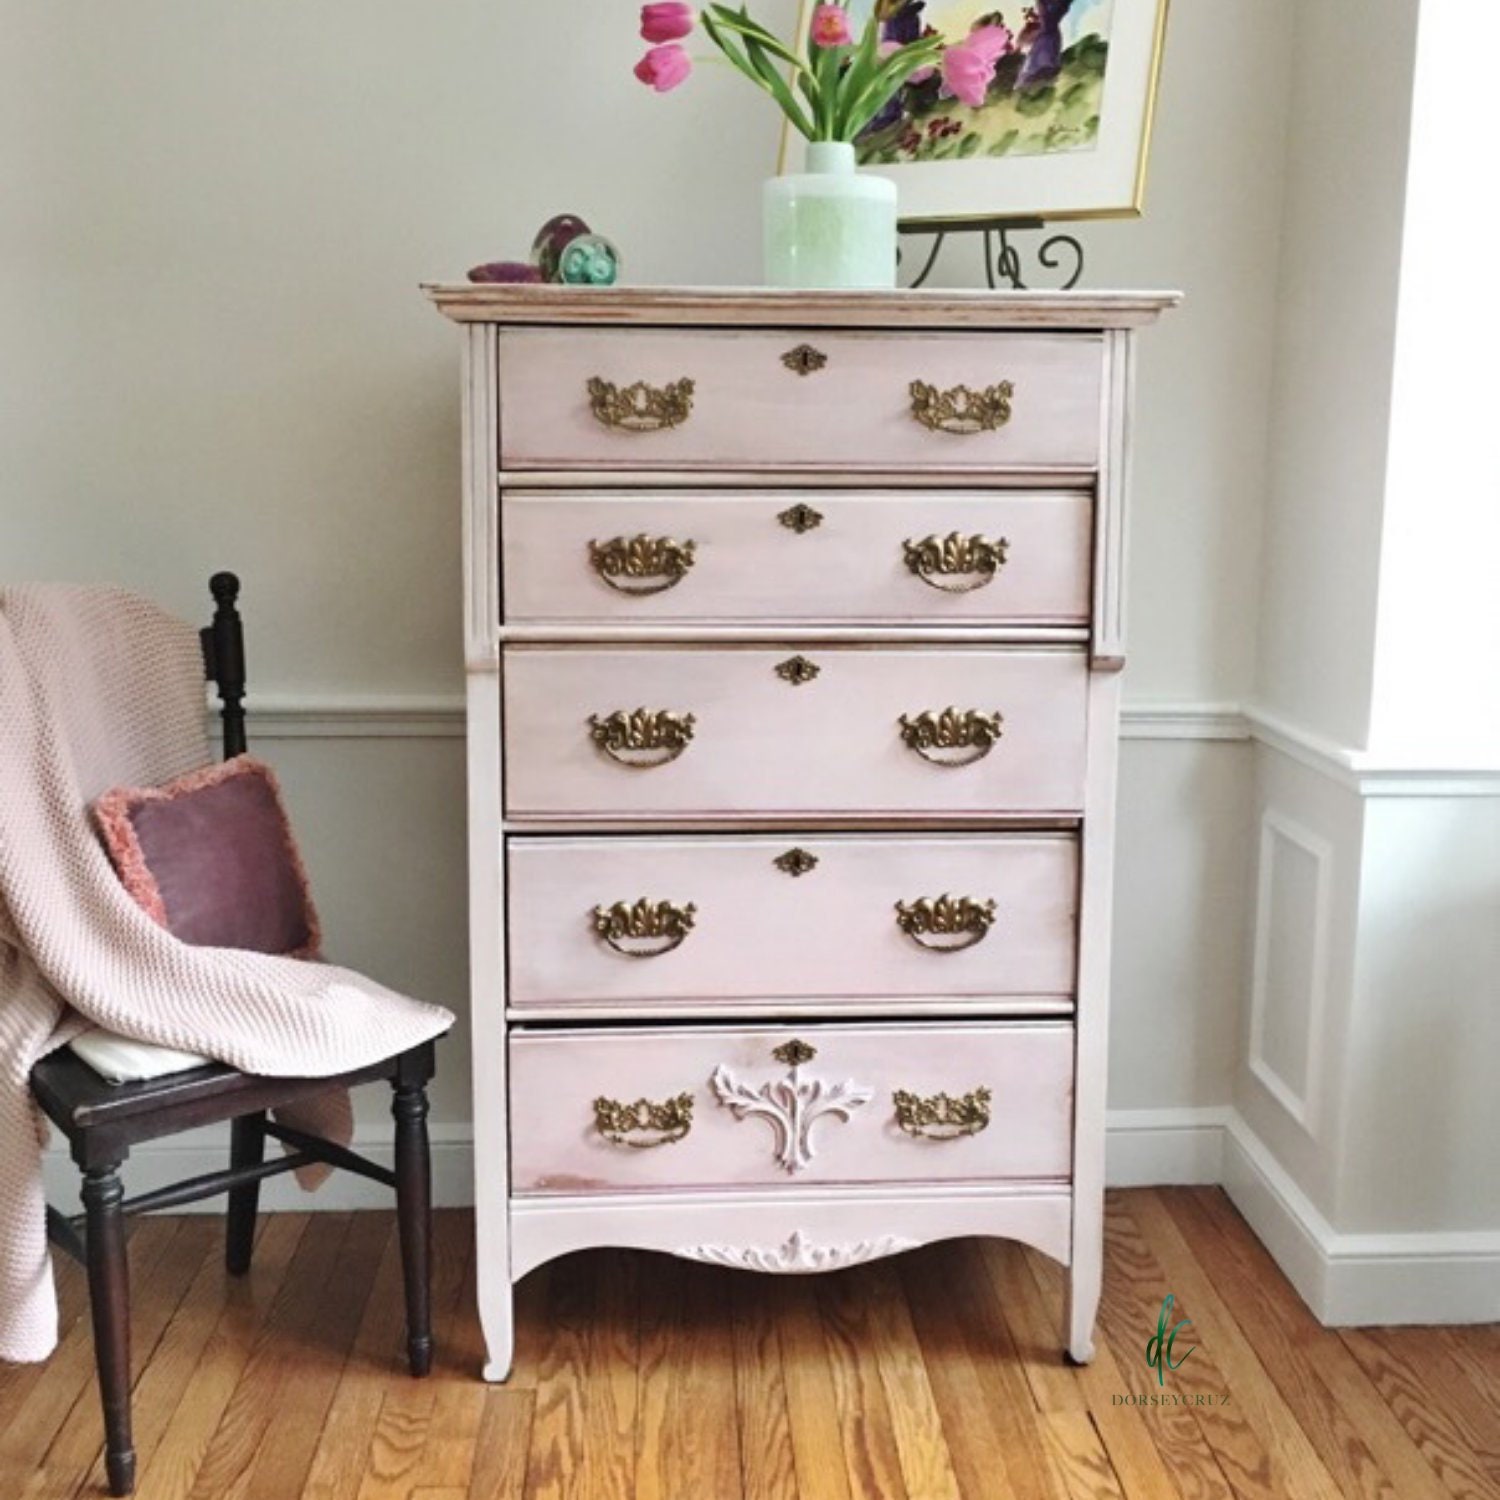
[426,284,1177,1380]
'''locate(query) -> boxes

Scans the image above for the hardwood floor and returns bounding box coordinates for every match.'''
[4,1189,1497,1500]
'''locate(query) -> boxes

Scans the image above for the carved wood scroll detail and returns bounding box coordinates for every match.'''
[677,1229,920,1273]
[710,1057,872,1174]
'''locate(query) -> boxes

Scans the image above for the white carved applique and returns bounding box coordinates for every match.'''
[677,1230,919,1274]
[709,1052,873,1174]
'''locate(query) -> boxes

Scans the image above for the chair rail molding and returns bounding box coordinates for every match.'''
[230,694,1256,745]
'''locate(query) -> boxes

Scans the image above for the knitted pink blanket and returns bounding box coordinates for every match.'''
[0,586,453,1362]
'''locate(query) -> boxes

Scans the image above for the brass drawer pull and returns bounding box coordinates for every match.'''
[903,533,1009,593]
[586,376,695,432]
[898,708,1003,767]
[909,379,1014,434]
[593,1092,694,1148]
[893,1086,992,1139]
[588,534,697,596]
[588,708,696,768]
[895,894,997,952]
[592,898,697,958]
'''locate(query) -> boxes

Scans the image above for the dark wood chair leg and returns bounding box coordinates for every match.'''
[82,1165,135,1496]
[225,1111,266,1275]
[392,1073,433,1377]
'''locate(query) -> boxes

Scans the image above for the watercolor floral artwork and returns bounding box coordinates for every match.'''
[858,0,1115,167]
[781,0,1168,224]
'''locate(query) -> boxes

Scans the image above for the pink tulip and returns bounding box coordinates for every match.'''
[640,2,695,43]
[634,42,693,92]
[965,22,1014,64]
[810,3,854,47]
[941,38,997,107]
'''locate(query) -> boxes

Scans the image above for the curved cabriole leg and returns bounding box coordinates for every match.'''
[392,1075,433,1377]
[83,1165,135,1495]
[225,1111,266,1275]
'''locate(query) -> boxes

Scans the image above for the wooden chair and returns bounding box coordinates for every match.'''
[29,573,437,1497]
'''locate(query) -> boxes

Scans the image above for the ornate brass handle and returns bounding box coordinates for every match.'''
[903,533,1009,593]
[592,898,697,957]
[593,1093,694,1147]
[909,379,1014,434]
[586,376,695,432]
[588,708,696,768]
[895,894,997,952]
[898,708,1003,767]
[588,535,697,596]
[893,1086,992,1138]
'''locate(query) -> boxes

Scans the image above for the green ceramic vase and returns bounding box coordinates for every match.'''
[763,141,897,290]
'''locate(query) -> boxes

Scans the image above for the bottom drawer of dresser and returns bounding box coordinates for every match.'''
[509,1022,1073,1195]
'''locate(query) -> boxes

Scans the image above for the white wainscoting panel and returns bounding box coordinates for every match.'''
[1248,810,1333,1134]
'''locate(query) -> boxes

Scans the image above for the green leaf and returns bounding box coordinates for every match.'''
[832,12,883,137]
[839,38,943,139]
[701,8,816,138]
[743,31,816,138]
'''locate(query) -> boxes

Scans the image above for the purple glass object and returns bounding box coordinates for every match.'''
[468,260,544,284]
[530,214,592,281]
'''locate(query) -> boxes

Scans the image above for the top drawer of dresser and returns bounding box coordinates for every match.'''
[497,328,1103,473]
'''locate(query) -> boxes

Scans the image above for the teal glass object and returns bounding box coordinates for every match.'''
[763,142,897,290]
[557,233,621,287]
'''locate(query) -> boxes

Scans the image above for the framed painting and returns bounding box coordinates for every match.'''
[780,0,1170,226]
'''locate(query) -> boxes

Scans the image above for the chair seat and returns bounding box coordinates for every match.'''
[69,1028,214,1084]
[30,1045,416,1163]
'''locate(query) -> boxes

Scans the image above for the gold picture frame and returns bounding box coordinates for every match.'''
[778,0,1170,227]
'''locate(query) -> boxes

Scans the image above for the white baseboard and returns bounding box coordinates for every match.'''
[40,1124,476,1216]
[1221,1114,1500,1326]
[1104,1106,1230,1185]
[44,1110,1231,1213]
[46,1111,1498,1326]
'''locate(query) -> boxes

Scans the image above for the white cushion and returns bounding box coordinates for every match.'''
[68,1028,215,1085]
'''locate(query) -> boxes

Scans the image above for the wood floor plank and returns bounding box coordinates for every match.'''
[0,1237,91,1418]
[1365,1329,1500,1479]
[1038,1413,1128,1500]
[128,1214,308,1500]
[982,1240,1087,1415]
[299,1221,406,1500]
[898,1241,1058,1500]
[1165,1187,1452,1500]
[524,1249,639,1500]
[634,1256,741,1500]
[239,1211,391,1500]
[180,1213,357,1500]
[730,1269,799,1500]
[465,1389,535,1500]
[6,1199,1497,1500]
[81,1219,275,1497]
[1441,1327,1500,1413]
[770,1275,855,1500]
[353,1211,475,1500]
[1021,1246,1189,1500]
[813,1264,910,1500]
[507,1263,553,1394]
[858,1260,962,1500]
[1341,1328,1500,1500]
[1096,1204,1239,1500]
[1125,1191,1345,1500]
[0,1219,183,1486]
[19,1218,217,1500]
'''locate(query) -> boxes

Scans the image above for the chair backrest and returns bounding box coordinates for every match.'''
[199,573,247,761]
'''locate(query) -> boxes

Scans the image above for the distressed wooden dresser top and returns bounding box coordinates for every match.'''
[423,283,1181,331]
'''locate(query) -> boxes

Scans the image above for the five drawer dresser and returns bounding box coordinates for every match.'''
[426,284,1177,1380]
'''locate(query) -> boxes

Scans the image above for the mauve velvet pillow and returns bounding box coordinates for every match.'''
[92,756,322,958]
